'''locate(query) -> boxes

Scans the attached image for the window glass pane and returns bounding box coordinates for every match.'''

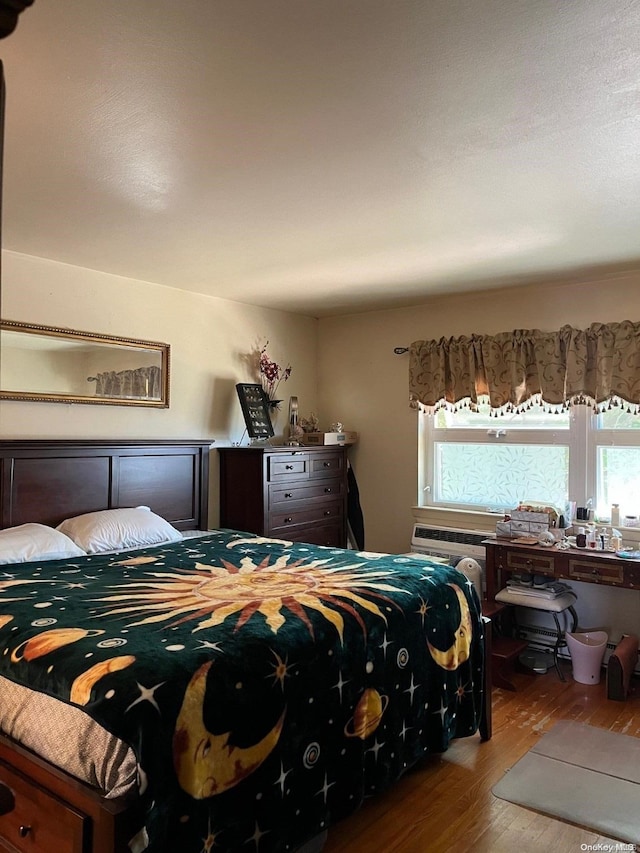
[434,442,569,511]
[435,400,570,430]
[598,409,640,430]
[597,447,640,517]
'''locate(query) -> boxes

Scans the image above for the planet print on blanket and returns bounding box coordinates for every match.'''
[344,688,389,739]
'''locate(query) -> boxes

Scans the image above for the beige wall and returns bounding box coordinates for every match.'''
[317,271,640,555]
[4,251,640,563]
[1,251,319,525]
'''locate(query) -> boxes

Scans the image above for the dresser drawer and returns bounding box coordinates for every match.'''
[506,549,556,575]
[269,479,343,509]
[286,522,345,548]
[0,762,87,853]
[567,557,625,585]
[268,453,309,481]
[308,452,344,479]
[270,500,343,532]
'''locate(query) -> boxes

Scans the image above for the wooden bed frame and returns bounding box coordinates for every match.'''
[0,438,489,853]
[0,439,212,853]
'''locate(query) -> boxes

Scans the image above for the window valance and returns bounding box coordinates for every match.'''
[408,321,640,413]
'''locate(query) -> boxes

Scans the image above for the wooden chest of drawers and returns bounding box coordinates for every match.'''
[218,446,348,547]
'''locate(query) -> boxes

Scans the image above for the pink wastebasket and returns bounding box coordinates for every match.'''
[566,631,608,684]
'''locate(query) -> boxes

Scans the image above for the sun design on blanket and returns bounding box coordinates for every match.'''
[96,554,407,640]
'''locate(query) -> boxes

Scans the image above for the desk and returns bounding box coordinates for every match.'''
[484,539,640,602]
[484,539,635,687]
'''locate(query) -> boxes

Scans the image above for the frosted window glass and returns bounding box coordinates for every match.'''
[434,443,569,511]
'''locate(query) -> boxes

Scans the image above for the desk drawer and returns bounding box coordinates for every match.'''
[568,558,624,585]
[0,761,87,853]
[506,550,556,575]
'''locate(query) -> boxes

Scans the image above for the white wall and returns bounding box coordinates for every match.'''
[1,250,319,525]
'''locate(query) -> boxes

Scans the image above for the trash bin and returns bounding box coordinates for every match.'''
[566,631,608,684]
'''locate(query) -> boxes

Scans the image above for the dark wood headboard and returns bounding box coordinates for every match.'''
[0,439,212,531]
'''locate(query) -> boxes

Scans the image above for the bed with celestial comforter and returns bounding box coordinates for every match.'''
[0,528,485,852]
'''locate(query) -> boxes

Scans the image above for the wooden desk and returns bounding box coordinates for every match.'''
[483,538,636,689]
[484,538,640,603]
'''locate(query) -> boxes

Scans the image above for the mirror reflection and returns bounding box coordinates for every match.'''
[0,321,170,407]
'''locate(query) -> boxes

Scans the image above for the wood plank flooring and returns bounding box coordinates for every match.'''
[324,661,640,852]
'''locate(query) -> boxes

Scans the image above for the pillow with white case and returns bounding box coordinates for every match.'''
[57,506,182,553]
[0,523,87,564]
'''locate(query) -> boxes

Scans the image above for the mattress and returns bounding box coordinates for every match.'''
[0,674,137,798]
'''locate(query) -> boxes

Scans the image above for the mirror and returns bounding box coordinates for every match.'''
[0,320,170,407]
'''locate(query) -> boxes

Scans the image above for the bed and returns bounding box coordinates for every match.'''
[0,439,490,853]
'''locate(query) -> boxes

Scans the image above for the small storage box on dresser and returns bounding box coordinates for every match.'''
[218,446,348,547]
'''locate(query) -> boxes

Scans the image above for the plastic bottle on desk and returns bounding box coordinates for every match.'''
[611,504,620,527]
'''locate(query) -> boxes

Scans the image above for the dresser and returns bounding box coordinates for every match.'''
[218,446,348,547]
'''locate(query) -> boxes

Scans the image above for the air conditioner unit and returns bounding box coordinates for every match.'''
[410,523,491,563]
[408,524,493,600]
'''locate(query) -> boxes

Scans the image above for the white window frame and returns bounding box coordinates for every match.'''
[588,413,640,517]
[418,405,591,511]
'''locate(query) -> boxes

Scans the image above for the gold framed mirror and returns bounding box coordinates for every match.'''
[0,320,170,407]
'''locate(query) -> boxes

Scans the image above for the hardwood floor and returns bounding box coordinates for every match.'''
[324,661,640,852]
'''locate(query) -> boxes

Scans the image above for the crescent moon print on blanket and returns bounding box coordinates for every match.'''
[427,584,473,670]
[173,660,286,798]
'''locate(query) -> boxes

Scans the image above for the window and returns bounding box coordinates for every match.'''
[592,409,640,522]
[419,401,640,520]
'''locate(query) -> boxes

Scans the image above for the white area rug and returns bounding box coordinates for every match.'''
[492,720,640,844]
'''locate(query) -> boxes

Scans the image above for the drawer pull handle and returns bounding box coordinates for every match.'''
[284,517,292,523]
[284,493,292,498]
[285,465,293,470]
[324,510,331,517]
[592,569,601,576]
[323,462,331,468]
[19,826,32,838]
[324,487,332,494]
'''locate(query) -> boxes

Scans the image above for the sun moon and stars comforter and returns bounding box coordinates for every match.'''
[0,529,485,853]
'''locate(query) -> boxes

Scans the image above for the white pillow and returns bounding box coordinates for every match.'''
[57,507,182,554]
[0,523,87,565]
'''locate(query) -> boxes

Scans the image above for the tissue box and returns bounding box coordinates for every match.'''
[301,431,358,446]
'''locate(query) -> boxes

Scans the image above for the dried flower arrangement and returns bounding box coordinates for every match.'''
[259,342,291,408]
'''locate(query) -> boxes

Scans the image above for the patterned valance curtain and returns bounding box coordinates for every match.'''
[408,321,640,413]
[93,366,162,399]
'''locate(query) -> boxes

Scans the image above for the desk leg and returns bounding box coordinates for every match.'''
[551,612,566,682]
[479,616,492,741]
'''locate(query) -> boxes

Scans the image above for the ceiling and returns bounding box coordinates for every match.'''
[1,1,639,318]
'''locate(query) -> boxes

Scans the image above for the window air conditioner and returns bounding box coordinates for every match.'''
[410,523,491,563]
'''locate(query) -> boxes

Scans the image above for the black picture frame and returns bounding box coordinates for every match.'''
[236,383,274,439]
